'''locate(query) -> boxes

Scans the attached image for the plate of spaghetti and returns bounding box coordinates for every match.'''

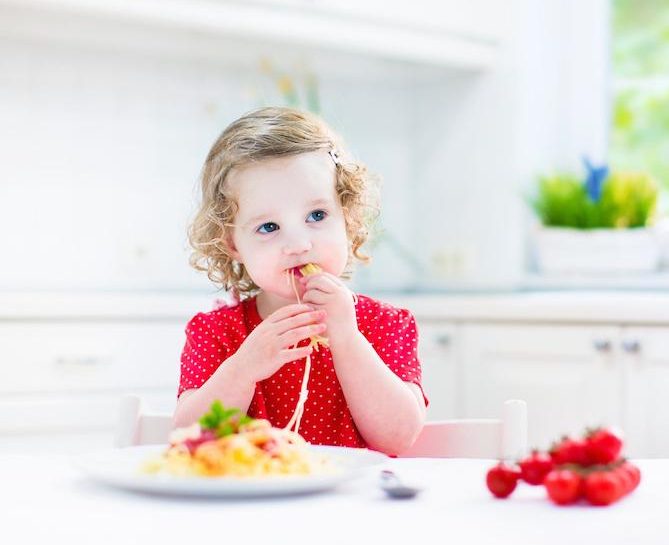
[76,401,387,497]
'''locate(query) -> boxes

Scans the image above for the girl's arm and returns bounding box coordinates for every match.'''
[172,353,256,428]
[173,304,324,428]
[328,330,426,455]
[300,273,425,455]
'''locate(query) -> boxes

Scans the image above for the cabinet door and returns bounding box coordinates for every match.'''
[622,327,669,457]
[0,321,186,393]
[462,323,622,451]
[417,320,459,420]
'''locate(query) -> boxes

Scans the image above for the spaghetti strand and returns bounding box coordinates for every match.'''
[285,268,310,434]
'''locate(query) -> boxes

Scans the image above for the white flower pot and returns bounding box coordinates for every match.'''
[656,219,669,269]
[533,226,660,275]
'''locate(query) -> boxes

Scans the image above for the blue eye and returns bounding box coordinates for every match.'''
[307,210,327,223]
[257,222,279,234]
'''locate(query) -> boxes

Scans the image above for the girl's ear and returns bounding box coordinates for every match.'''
[225,233,242,263]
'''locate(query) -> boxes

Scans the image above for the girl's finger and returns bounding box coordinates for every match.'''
[279,323,327,347]
[302,290,329,306]
[277,345,313,365]
[302,275,339,293]
[302,271,345,286]
[266,303,314,323]
[274,310,326,335]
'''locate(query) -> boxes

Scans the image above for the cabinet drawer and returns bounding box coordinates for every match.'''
[0,321,187,393]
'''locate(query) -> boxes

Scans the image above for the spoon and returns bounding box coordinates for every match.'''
[380,469,422,499]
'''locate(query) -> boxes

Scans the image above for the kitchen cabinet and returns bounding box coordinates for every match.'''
[0,317,184,433]
[415,320,460,420]
[460,323,624,451]
[0,314,180,434]
[458,322,669,456]
[4,291,669,457]
[2,316,461,432]
[254,0,509,42]
[622,327,669,457]
[385,292,669,457]
[0,292,211,434]
[0,0,503,70]
[0,321,184,394]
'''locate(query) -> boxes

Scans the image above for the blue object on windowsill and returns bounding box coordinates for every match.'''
[583,156,609,202]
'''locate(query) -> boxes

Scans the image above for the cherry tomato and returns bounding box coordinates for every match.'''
[583,470,623,506]
[486,463,520,499]
[585,428,623,465]
[544,469,582,505]
[613,464,634,496]
[619,460,641,492]
[549,436,590,466]
[518,450,555,485]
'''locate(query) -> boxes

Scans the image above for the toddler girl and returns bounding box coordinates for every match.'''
[174,107,427,455]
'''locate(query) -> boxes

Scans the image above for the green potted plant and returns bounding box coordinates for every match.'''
[529,159,660,275]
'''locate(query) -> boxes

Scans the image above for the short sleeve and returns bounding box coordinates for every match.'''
[177,312,232,397]
[364,304,429,406]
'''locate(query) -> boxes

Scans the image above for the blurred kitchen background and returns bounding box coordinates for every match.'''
[2,0,669,456]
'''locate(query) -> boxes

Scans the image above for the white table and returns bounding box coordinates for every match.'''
[2,452,667,545]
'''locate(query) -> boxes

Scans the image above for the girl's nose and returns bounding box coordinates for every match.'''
[282,234,313,255]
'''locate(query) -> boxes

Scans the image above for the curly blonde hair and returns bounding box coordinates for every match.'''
[188,107,379,298]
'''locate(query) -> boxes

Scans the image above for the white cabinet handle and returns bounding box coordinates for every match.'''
[622,340,641,354]
[54,356,108,366]
[593,339,612,352]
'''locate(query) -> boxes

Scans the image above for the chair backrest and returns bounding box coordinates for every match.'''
[397,400,528,459]
[115,395,527,460]
[115,394,174,447]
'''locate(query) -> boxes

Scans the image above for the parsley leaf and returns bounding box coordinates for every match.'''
[198,400,254,438]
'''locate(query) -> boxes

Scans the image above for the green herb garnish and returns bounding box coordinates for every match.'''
[198,400,254,438]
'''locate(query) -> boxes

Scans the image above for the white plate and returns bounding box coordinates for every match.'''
[75,445,387,497]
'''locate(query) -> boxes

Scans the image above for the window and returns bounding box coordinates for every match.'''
[611,0,669,196]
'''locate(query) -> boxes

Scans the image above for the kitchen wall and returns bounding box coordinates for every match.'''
[0,34,422,292]
[0,0,609,294]
[407,0,610,287]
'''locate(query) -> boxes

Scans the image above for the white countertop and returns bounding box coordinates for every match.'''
[0,291,215,319]
[383,291,669,324]
[1,290,668,324]
[2,451,666,545]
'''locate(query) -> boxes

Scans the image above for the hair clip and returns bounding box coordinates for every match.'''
[328,149,340,166]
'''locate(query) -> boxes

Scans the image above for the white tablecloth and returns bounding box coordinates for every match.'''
[2,452,667,545]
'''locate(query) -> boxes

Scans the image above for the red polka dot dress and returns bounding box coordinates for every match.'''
[178,294,426,448]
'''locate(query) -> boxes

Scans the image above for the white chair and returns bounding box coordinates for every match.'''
[115,394,174,447]
[397,400,528,459]
[115,395,528,460]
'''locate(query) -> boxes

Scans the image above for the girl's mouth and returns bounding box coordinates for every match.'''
[290,266,305,278]
[288,263,321,278]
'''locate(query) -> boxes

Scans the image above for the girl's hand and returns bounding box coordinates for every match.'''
[235,304,327,383]
[300,272,357,341]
